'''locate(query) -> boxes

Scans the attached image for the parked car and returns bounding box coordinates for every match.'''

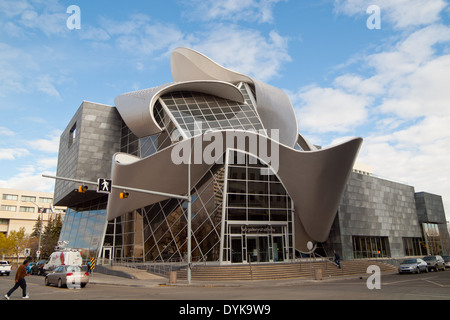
[442,256,450,268]
[423,255,446,271]
[398,258,428,274]
[45,265,89,289]
[0,261,12,276]
[31,260,47,275]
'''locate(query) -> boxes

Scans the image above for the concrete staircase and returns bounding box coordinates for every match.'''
[176,260,397,281]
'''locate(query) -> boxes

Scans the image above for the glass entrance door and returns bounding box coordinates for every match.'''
[272,236,284,262]
[231,237,243,263]
[247,236,269,262]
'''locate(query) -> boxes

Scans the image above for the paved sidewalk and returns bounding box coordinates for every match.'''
[88,272,165,288]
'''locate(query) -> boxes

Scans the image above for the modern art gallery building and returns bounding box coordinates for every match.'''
[53,48,449,265]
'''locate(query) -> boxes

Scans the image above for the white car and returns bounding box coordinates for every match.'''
[0,261,12,276]
[398,258,428,274]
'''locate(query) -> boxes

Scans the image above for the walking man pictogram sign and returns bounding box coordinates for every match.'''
[97,178,112,194]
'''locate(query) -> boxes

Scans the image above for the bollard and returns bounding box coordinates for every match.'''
[169,271,177,284]
[314,269,322,281]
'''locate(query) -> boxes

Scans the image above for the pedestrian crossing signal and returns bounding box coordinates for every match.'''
[78,185,88,193]
[120,192,129,199]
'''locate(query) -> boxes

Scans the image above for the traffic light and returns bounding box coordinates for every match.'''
[78,185,88,193]
[120,192,129,199]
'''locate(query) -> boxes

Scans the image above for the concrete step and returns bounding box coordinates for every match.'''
[175,260,397,281]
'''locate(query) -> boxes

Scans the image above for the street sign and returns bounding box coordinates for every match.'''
[97,178,112,194]
[90,257,95,270]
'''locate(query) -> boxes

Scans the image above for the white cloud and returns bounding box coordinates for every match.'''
[334,0,448,29]
[183,0,286,24]
[0,127,15,136]
[293,86,369,134]
[0,0,68,37]
[0,148,29,160]
[27,130,61,154]
[0,166,55,192]
[36,75,61,98]
[193,25,291,81]
[99,14,188,58]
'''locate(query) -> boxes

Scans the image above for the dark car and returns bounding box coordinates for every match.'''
[423,255,446,271]
[31,260,47,275]
[442,256,450,268]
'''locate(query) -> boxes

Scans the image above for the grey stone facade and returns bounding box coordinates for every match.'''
[415,192,446,224]
[326,172,423,260]
[415,192,450,255]
[54,101,122,206]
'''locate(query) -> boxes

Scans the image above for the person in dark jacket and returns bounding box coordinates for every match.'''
[334,250,341,269]
[4,259,30,300]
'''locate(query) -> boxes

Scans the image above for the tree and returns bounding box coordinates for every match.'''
[40,215,63,259]
[0,233,14,260]
[8,228,27,264]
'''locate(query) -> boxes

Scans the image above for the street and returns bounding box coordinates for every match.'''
[1,269,450,301]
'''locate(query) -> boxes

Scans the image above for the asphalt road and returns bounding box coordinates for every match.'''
[1,268,449,301]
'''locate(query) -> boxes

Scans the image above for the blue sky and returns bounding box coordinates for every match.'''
[0,0,449,220]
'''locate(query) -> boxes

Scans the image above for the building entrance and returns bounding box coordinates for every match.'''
[228,224,289,264]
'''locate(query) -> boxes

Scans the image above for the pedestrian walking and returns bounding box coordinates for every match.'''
[87,260,92,274]
[334,250,341,269]
[4,259,30,300]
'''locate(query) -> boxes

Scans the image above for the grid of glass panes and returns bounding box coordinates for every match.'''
[225,151,293,222]
[222,150,294,263]
[141,165,225,263]
[58,196,108,258]
[157,86,265,138]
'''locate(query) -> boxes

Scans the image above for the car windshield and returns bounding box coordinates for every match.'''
[401,259,417,264]
[443,256,450,262]
[423,256,435,261]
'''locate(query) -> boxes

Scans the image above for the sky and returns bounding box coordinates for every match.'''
[0,0,449,221]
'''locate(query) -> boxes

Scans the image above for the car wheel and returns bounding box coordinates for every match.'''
[416,267,420,274]
[57,278,63,288]
[45,277,50,286]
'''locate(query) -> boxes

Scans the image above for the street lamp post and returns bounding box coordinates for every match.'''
[32,202,43,259]
[187,147,192,284]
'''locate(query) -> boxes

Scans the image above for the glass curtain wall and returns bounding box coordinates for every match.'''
[352,236,391,258]
[155,82,265,140]
[141,164,225,262]
[58,196,108,258]
[222,150,295,264]
[402,237,425,256]
[422,223,443,255]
